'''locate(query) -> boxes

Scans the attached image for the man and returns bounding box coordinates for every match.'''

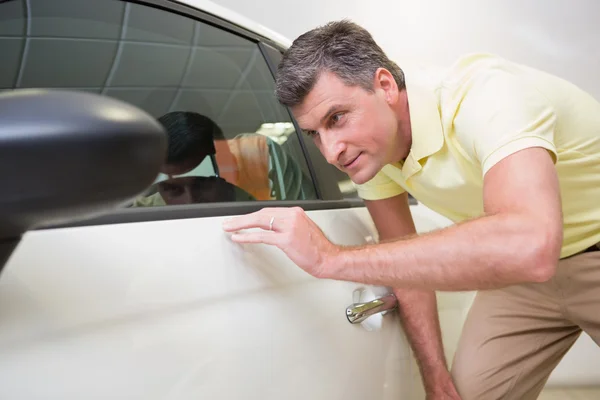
[222,20,600,399]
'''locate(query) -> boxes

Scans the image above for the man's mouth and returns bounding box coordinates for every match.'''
[342,153,361,169]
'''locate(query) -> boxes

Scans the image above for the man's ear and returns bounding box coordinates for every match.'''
[373,67,399,104]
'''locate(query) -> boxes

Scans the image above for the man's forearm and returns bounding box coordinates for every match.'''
[394,288,450,392]
[324,213,560,291]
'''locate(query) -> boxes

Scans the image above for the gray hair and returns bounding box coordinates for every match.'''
[275,20,405,108]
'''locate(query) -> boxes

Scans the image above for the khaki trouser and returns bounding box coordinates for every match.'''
[451,245,600,400]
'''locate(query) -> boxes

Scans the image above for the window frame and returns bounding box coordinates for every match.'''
[23,0,367,232]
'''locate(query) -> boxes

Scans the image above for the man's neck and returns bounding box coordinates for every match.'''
[396,89,413,162]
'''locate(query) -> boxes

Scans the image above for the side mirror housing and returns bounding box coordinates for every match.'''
[0,89,167,268]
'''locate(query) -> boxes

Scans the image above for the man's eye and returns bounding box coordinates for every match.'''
[331,113,344,125]
[305,130,319,138]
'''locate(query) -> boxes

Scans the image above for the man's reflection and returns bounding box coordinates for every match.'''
[132,111,315,207]
[157,111,220,178]
[154,112,255,204]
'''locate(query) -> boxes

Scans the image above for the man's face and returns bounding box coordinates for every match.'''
[292,70,406,185]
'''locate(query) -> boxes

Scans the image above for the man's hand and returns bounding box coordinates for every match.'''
[222,207,339,278]
[425,372,461,400]
[424,369,461,400]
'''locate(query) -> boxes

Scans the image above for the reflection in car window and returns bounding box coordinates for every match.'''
[0,0,317,206]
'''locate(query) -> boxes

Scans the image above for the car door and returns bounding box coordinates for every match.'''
[0,1,417,399]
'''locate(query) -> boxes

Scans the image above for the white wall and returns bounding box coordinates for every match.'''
[218,0,600,99]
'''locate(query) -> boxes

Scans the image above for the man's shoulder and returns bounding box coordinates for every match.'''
[437,53,544,123]
[405,53,528,90]
[440,53,518,89]
[403,53,519,115]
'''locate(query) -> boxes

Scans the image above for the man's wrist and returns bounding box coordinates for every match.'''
[420,364,453,390]
[318,244,348,280]
[421,359,450,376]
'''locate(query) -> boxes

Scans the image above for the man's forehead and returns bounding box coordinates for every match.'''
[292,97,331,128]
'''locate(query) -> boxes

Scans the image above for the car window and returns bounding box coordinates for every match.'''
[0,0,317,207]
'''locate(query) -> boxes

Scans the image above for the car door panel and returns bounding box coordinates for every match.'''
[0,208,417,400]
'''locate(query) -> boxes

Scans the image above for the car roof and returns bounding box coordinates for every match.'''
[177,0,293,49]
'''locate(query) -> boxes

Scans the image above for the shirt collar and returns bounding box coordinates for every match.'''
[400,72,445,179]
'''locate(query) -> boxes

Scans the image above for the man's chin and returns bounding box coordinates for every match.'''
[348,168,378,185]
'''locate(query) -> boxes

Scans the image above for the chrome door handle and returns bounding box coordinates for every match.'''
[346,293,397,324]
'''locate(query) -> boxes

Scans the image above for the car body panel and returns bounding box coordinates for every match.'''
[0,208,440,399]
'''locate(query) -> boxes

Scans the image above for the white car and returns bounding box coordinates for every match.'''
[0,0,458,399]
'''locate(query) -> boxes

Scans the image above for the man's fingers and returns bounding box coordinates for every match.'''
[222,211,266,232]
[222,208,284,232]
[230,231,280,245]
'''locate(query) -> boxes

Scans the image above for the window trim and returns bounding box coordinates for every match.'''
[130,0,281,48]
[39,199,366,230]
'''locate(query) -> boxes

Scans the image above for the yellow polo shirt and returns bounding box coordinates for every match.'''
[355,53,600,258]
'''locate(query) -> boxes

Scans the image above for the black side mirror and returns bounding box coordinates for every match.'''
[0,89,167,269]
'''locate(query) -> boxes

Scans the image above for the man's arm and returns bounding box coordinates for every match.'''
[366,193,458,398]
[223,148,562,291]
[326,147,563,290]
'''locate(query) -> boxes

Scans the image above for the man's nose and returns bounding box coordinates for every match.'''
[321,135,346,165]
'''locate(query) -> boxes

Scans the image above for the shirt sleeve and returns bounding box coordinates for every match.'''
[452,69,558,175]
[354,169,405,201]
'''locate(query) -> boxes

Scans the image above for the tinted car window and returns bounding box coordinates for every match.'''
[0,0,317,206]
